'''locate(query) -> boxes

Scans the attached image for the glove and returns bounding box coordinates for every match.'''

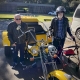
[30,57,34,61]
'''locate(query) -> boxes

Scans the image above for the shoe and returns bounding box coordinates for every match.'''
[20,62,26,67]
[12,62,17,68]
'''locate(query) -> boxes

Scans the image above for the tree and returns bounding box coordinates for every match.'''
[50,0,62,7]
[69,1,80,11]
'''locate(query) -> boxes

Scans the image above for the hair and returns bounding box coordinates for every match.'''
[56,12,65,17]
[14,14,21,19]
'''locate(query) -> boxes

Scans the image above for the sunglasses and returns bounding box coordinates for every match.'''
[16,18,21,20]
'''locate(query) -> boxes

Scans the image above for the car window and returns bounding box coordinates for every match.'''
[26,23,46,34]
[74,9,80,18]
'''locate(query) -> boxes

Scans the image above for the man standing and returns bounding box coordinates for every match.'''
[7,14,28,68]
[49,6,75,63]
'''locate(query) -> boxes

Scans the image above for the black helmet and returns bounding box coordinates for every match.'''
[56,6,66,13]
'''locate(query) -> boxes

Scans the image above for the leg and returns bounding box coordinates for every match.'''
[53,38,65,63]
[58,38,65,57]
[60,38,65,48]
[53,38,60,63]
[12,44,19,63]
[12,44,19,68]
[19,43,26,67]
[53,38,59,48]
[19,43,25,62]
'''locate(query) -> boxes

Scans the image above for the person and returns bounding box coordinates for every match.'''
[7,14,28,68]
[49,6,75,63]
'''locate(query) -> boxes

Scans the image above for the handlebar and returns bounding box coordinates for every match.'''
[64,37,80,49]
[63,45,80,49]
[18,30,30,38]
[67,37,76,43]
[18,29,48,48]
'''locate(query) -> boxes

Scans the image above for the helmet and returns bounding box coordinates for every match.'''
[48,45,57,55]
[56,6,66,13]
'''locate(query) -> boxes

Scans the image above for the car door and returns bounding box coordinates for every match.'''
[71,4,80,33]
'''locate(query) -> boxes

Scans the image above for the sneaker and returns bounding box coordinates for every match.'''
[12,62,17,68]
[20,62,26,67]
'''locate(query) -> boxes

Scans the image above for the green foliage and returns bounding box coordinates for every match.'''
[23,0,80,12]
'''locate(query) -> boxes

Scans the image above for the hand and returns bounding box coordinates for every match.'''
[48,36,52,39]
[12,43,16,46]
[53,54,58,58]
[30,58,34,61]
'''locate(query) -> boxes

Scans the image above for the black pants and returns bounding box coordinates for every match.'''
[53,38,65,56]
[12,43,26,63]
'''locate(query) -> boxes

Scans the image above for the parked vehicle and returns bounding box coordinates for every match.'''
[2,16,52,58]
[48,11,56,16]
[71,4,80,40]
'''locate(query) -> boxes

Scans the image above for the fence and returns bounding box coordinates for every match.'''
[0,2,55,14]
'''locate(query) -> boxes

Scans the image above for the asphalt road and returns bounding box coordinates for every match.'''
[0,21,80,80]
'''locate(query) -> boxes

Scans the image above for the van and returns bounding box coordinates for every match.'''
[71,4,80,40]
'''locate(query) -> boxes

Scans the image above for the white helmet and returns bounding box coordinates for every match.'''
[48,45,57,55]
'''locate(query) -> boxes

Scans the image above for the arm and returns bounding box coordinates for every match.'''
[67,20,72,36]
[48,19,54,37]
[67,19,75,41]
[7,23,14,45]
[49,19,54,30]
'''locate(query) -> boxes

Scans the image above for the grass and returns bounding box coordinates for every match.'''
[0,13,73,22]
[0,14,14,18]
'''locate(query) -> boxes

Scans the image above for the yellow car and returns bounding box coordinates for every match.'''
[2,16,52,58]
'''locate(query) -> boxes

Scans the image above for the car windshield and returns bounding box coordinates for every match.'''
[25,22,46,34]
[74,9,80,18]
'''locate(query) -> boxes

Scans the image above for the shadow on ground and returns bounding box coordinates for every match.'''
[6,55,80,80]
[0,47,80,80]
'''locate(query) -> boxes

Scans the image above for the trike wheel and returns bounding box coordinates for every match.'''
[76,28,80,40]
[75,64,79,72]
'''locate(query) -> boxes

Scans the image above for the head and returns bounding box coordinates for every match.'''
[57,12,64,19]
[14,14,21,25]
[56,6,66,19]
